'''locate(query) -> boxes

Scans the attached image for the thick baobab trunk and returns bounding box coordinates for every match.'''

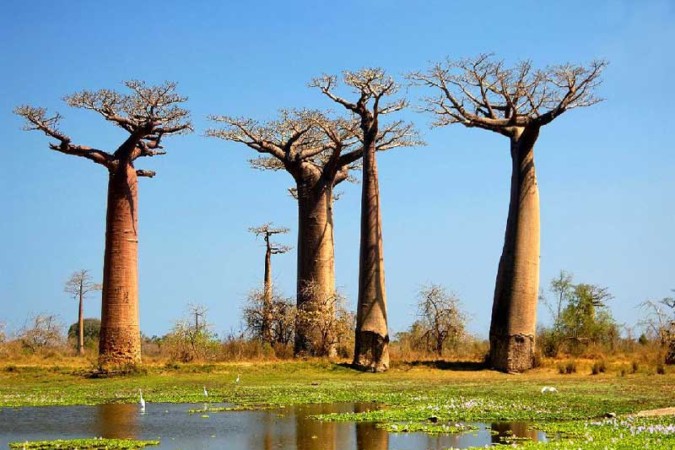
[294,179,336,356]
[98,163,141,367]
[353,142,389,372]
[489,127,540,373]
[78,288,85,356]
[262,242,273,343]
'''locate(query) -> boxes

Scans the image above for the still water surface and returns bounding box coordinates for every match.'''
[0,402,546,449]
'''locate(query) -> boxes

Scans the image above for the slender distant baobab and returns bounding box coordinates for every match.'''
[410,55,606,372]
[249,223,291,343]
[313,68,419,371]
[64,269,101,355]
[15,81,191,367]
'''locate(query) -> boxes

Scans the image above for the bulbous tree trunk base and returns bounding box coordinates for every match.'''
[353,331,389,372]
[489,333,535,373]
[98,328,141,369]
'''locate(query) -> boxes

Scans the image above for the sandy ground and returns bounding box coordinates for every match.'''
[635,407,675,417]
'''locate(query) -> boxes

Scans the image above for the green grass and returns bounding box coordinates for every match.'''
[1,360,673,448]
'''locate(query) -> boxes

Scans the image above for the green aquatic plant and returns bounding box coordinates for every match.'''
[382,421,475,434]
[8,438,159,449]
[519,417,675,449]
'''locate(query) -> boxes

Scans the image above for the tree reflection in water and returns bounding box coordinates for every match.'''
[94,403,139,439]
[1,402,546,449]
[355,403,388,450]
[491,422,542,445]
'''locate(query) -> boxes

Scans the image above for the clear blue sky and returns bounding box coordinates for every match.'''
[1,0,673,339]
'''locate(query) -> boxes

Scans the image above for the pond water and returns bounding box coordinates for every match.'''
[0,402,547,449]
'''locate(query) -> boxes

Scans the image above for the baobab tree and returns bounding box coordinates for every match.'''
[64,269,102,355]
[410,55,606,372]
[208,109,414,357]
[249,223,291,343]
[15,81,191,367]
[312,68,419,371]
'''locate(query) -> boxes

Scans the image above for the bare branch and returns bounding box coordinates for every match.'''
[137,140,167,158]
[209,109,365,184]
[249,223,290,237]
[536,60,608,126]
[410,55,607,134]
[249,156,286,171]
[249,223,292,255]
[14,105,112,167]
[376,121,424,151]
[271,244,292,255]
[309,74,360,113]
[64,269,102,299]
[136,169,156,178]
[65,80,192,139]
[207,115,289,162]
[15,81,191,172]
[312,68,407,120]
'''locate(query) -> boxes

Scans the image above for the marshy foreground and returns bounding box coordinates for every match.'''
[0,361,673,449]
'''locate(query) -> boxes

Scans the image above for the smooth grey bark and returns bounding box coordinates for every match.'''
[489,126,540,372]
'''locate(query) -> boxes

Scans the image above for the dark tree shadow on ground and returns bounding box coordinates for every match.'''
[336,360,487,372]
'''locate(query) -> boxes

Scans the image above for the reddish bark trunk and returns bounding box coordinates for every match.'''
[98,162,141,367]
[353,140,389,372]
[294,177,336,356]
[489,126,540,373]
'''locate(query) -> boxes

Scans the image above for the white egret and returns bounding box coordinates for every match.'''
[139,389,146,411]
[235,374,240,384]
[540,386,558,394]
[203,386,208,397]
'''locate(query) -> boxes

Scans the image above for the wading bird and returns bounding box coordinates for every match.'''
[139,389,146,411]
